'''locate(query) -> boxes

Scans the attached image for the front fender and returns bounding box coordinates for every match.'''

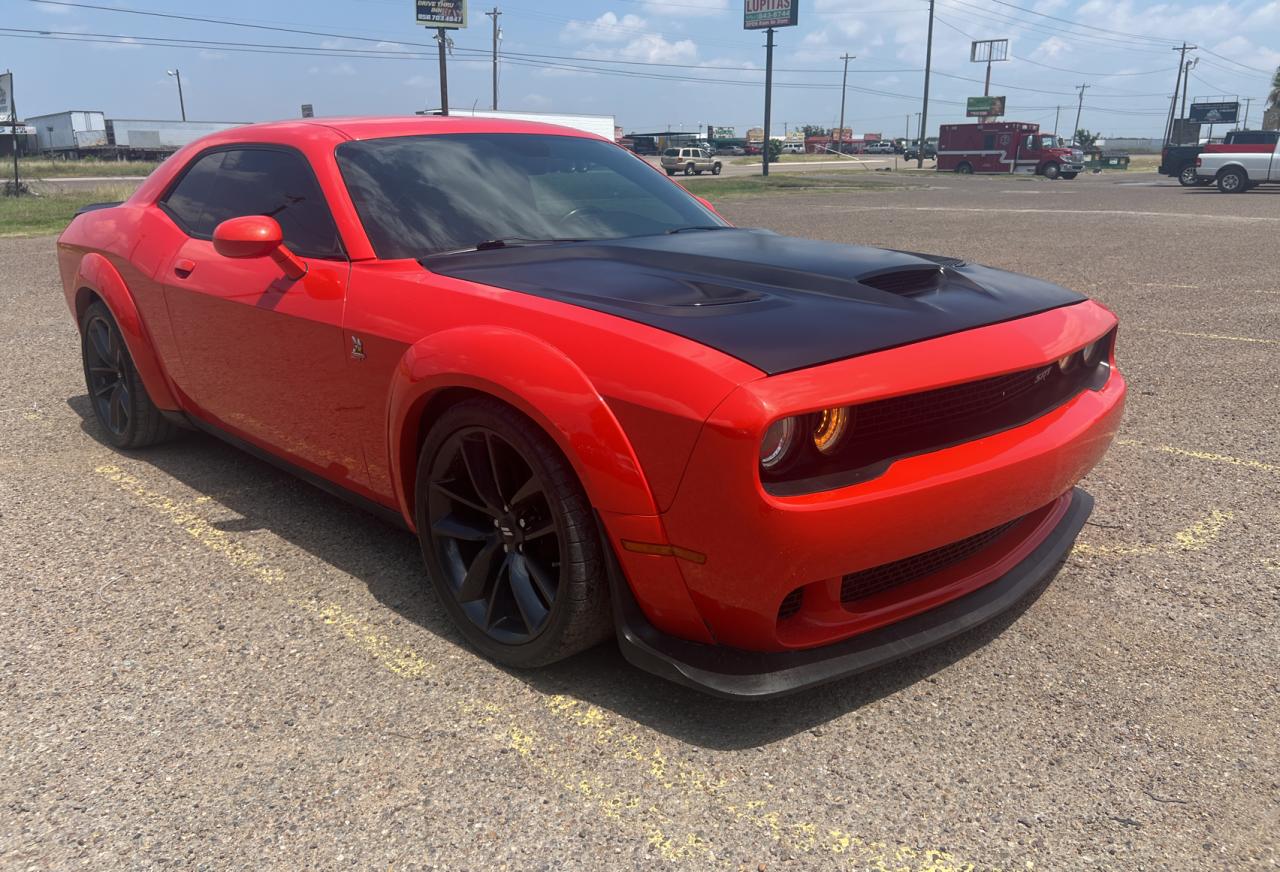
[71,252,179,411]
[387,326,658,529]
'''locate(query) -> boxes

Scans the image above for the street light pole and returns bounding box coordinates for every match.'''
[917,0,935,168]
[166,69,186,122]
[836,53,854,156]
[485,7,501,110]
[762,27,775,177]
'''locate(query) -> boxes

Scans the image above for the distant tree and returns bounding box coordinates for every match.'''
[801,124,828,138]
[766,138,784,160]
[1074,128,1100,148]
[1268,65,1280,109]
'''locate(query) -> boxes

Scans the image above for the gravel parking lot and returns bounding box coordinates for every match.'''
[2,171,1276,871]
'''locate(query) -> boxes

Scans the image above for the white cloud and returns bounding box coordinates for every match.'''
[1209,35,1280,72]
[641,0,728,16]
[522,93,552,108]
[199,50,227,60]
[1034,37,1071,59]
[617,33,698,63]
[562,12,649,44]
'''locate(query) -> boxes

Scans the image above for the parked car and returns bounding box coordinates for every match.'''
[781,142,805,154]
[57,116,1124,699]
[720,144,746,156]
[1195,137,1280,192]
[865,140,895,154]
[660,147,722,176]
[1159,130,1279,186]
[903,143,937,161]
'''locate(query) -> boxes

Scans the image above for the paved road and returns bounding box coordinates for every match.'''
[641,154,912,178]
[2,172,1276,870]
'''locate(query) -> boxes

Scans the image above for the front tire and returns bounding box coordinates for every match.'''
[415,398,611,668]
[1060,172,1078,180]
[711,162,722,175]
[1041,162,1061,180]
[1217,168,1248,193]
[80,301,177,449]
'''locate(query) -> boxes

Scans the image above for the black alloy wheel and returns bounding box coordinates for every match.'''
[84,312,131,439]
[79,301,177,449]
[417,399,611,667]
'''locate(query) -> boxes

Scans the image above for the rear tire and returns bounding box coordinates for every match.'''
[415,398,612,669]
[665,169,675,176]
[684,163,695,176]
[1177,164,1200,186]
[79,301,178,449]
[1217,168,1248,193]
[955,162,973,175]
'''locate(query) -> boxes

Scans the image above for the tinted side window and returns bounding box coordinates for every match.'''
[163,151,224,232]
[163,147,343,259]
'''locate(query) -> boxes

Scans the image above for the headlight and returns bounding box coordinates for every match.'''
[760,417,798,470]
[1081,335,1109,369]
[812,407,850,454]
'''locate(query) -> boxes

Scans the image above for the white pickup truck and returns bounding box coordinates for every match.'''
[1196,138,1280,193]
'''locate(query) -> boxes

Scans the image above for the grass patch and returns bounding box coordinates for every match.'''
[679,173,892,197]
[16,158,162,179]
[0,185,137,236]
[729,153,870,165]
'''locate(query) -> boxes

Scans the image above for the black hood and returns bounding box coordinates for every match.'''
[421,229,1084,375]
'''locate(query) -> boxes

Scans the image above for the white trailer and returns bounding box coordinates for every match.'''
[106,118,247,151]
[419,109,617,141]
[27,110,108,152]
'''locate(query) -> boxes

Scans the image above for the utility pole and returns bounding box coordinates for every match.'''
[1053,105,1061,138]
[917,0,935,168]
[1071,83,1089,146]
[1179,57,1197,143]
[1242,97,1253,129]
[762,27,775,177]
[836,53,854,156]
[436,28,450,115]
[1164,43,1196,144]
[485,7,501,110]
[166,69,186,121]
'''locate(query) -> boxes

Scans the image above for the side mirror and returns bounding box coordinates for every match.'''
[212,215,307,280]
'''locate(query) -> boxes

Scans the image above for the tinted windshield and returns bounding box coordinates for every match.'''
[338,134,721,258]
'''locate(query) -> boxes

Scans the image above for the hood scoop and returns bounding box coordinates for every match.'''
[858,266,944,296]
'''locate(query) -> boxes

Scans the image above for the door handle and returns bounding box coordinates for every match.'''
[173,258,196,278]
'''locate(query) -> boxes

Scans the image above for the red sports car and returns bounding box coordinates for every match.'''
[57,117,1125,699]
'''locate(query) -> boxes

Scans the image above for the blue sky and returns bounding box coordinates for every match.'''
[7,0,1279,138]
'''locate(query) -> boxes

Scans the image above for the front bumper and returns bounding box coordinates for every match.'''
[613,487,1092,700]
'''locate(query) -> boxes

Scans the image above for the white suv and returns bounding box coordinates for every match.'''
[660,148,723,176]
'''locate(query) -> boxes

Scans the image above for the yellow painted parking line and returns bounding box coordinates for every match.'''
[93,462,994,872]
[1117,439,1278,476]
[1135,328,1279,346]
[1074,509,1233,557]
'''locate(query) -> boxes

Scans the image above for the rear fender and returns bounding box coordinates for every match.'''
[387,326,659,529]
[72,252,179,410]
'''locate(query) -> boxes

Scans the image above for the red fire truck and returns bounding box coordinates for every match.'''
[937,121,1086,179]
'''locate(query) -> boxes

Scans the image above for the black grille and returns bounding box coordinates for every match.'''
[840,517,1022,606]
[859,267,943,295]
[777,588,804,621]
[762,328,1114,496]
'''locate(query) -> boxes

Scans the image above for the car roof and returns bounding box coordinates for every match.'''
[193,115,607,146]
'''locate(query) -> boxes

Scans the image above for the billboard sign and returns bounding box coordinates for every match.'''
[744,0,798,30]
[710,126,736,139]
[0,73,13,125]
[300,104,314,118]
[1188,101,1238,124]
[966,95,1006,118]
[416,0,466,28]
[969,39,1009,63]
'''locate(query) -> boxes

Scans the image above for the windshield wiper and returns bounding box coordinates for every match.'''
[474,236,584,250]
[666,225,733,235]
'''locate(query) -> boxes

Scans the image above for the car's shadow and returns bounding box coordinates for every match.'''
[70,395,1061,750]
